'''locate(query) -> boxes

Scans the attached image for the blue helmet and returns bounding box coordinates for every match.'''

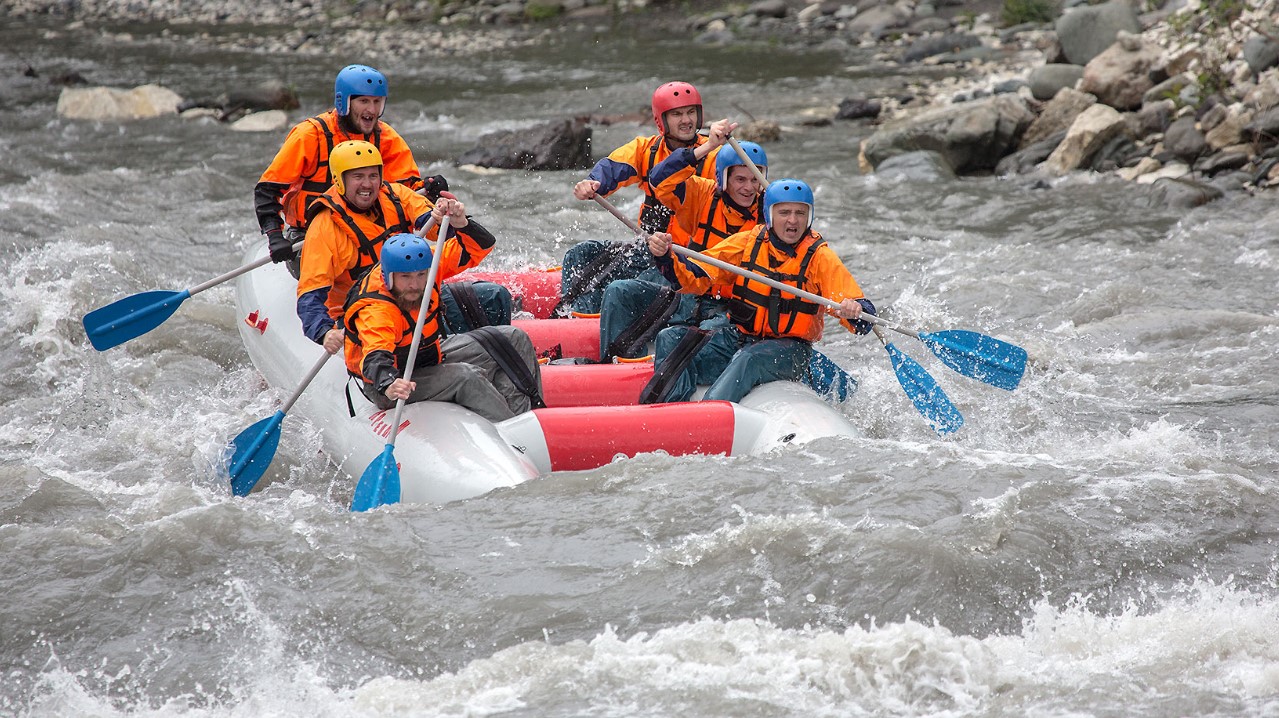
[762,179,815,229]
[380,233,433,276]
[715,141,767,192]
[334,64,388,116]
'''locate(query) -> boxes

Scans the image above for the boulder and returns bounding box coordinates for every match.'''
[177,79,300,120]
[997,131,1067,176]
[861,94,1035,174]
[1028,64,1085,101]
[1044,103,1127,174]
[1163,116,1207,161]
[456,118,591,171]
[836,98,882,121]
[1020,87,1096,149]
[1244,35,1279,76]
[1079,36,1164,110]
[875,150,956,182]
[1147,177,1223,209]
[1055,0,1141,66]
[901,33,981,63]
[230,110,289,132]
[56,84,182,121]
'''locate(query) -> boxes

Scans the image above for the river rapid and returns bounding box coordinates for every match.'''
[2,16,1278,718]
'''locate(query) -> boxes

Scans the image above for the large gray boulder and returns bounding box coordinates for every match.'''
[1079,35,1164,110]
[1055,0,1141,66]
[456,118,591,171]
[860,94,1035,174]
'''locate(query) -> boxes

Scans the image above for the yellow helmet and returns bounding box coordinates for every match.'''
[329,140,383,195]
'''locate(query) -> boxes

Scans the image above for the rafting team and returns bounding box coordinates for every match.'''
[253,64,878,422]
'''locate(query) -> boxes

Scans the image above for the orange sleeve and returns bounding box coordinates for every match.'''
[808,245,867,334]
[670,230,749,295]
[352,303,403,362]
[258,120,321,186]
[296,213,356,298]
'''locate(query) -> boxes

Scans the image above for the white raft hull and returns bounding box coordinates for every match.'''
[234,246,858,505]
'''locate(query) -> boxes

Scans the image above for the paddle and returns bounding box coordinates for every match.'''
[724,136,1027,391]
[349,214,446,512]
[872,326,963,435]
[594,193,961,433]
[227,351,333,496]
[83,239,304,351]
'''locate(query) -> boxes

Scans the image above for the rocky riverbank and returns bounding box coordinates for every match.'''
[20,0,1279,203]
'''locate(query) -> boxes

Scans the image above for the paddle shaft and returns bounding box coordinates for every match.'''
[385,214,443,445]
[283,352,332,413]
[188,240,304,297]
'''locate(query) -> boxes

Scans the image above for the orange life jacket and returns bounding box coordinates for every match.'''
[727,227,829,342]
[307,181,413,283]
[342,265,444,384]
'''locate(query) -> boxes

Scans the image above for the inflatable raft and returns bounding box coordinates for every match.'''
[234,247,859,505]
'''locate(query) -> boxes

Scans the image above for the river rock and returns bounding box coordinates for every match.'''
[456,118,591,171]
[56,84,183,120]
[1205,106,1251,150]
[836,97,882,120]
[860,94,1034,174]
[1020,87,1096,149]
[177,79,300,119]
[1028,63,1085,101]
[846,4,908,39]
[1147,177,1223,209]
[230,110,289,132]
[1244,106,1279,147]
[1078,36,1163,111]
[1244,34,1279,76]
[997,131,1066,176]
[1044,102,1127,175]
[1055,0,1141,66]
[874,150,956,182]
[1163,116,1207,161]
[1194,151,1251,175]
[901,33,981,63]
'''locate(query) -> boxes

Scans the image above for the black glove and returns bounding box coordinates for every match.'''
[422,174,449,201]
[851,298,877,335]
[267,228,295,263]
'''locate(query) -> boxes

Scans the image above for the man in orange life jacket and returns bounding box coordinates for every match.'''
[254,64,430,277]
[596,118,763,362]
[557,81,720,315]
[344,234,541,421]
[297,140,500,354]
[643,179,876,404]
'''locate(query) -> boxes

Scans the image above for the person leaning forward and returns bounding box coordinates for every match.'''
[596,119,766,362]
[344,234,542,422]
[254,64,434,277]
[297,140,498,354]
[557,81,721,315]
[644,178,877,404]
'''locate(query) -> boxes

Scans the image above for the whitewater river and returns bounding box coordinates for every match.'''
[2,15,1278,717]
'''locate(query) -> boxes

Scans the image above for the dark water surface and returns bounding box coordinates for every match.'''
[2,16,1278,718]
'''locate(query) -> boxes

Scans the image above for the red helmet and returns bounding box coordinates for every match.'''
[651,81,703,135]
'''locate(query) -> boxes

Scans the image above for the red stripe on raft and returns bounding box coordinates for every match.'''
[535,402,738,471]
[540,362,653,407]
[445,269,562,319]
[514,317,599,360]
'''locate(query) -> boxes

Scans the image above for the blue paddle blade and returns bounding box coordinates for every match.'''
[919,329,1027,391]
[227,411,285,497]
[83,289,191,351]
[351,444,401,512]
[805,350,858,402]
[885,342,964,435]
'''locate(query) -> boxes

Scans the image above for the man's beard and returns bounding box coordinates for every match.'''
[393,287,425,313]
[337,111,370,136]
